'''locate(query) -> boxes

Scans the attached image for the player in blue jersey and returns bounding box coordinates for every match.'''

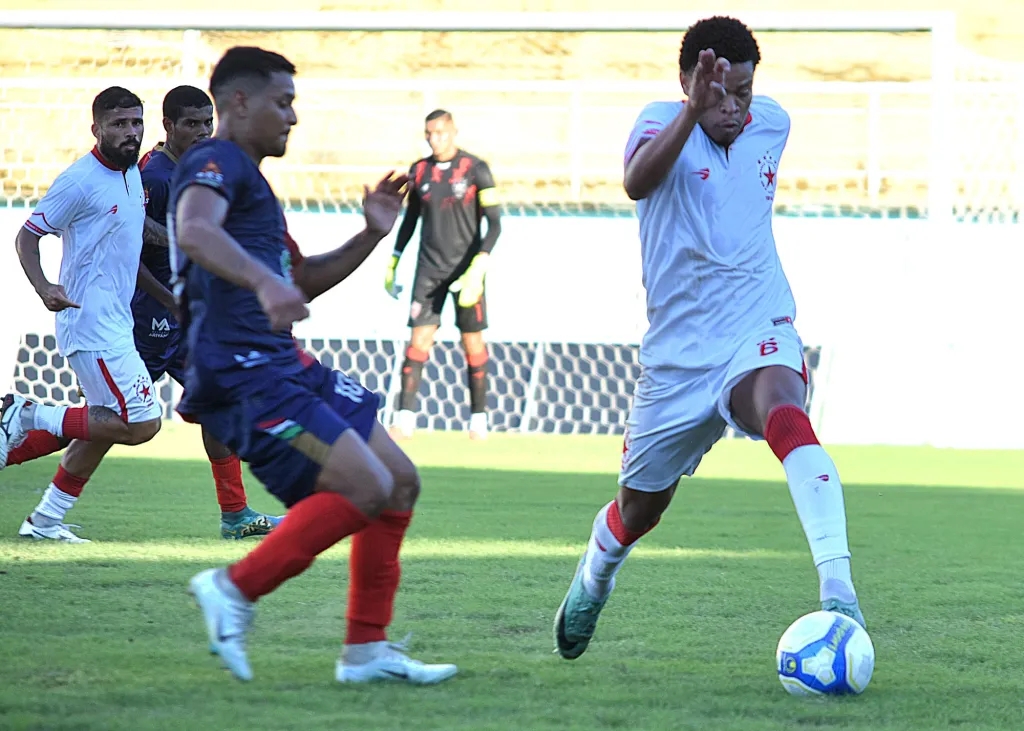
[173,46,457,685]
[134,85,281,539]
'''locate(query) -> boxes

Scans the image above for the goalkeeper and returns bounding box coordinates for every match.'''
[384,109,502,441]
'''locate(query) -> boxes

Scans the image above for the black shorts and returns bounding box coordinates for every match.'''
[407,271,488,332]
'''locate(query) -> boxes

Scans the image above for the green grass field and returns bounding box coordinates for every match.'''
[1,427,1022,731]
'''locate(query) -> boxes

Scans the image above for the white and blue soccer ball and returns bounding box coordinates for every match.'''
[776,610,875,696]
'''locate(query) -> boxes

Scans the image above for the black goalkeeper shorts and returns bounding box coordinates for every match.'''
[407,272,488,333]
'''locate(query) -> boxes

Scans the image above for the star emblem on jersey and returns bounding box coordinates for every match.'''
[758,151,778,191]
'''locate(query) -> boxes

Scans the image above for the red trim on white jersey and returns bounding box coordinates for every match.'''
[90,146,121,171]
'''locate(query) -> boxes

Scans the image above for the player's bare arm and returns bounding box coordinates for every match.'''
[624,49,729,201]
[14,227,80,311]
[175,184,309,331]
[297,171,409,301]
[136,261,179,320]
[142,215,169,248]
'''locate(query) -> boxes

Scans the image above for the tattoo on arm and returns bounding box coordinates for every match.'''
[142,217,169,248]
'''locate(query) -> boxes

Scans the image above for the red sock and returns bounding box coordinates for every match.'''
[345,510,412,645]
[228,492,371,602]
[7,431,64,466]
[210,455,247,513]
[61,406,90,440]
[606,499,658,545]
[764,404,820,462]
[53,465,89,497]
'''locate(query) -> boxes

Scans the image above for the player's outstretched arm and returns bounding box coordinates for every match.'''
[14,227,79,312]
[624,49,729,201]
[298,172,409,301]
[175,185,309,330]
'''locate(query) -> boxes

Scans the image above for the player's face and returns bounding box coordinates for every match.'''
[93,106,144,169]
[425,118,457,160]
[687,61,755,146]
[249,72,297,158]
[166,105,214,153]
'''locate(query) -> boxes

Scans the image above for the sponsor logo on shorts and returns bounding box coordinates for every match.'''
[772,316,792,326]
[759,338,779,356]
[409,301,422,321]
[621,429,632,471]
[151,317,171,337]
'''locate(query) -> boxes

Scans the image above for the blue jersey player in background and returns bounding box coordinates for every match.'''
[134,85,281,540]
[173,46,457,685]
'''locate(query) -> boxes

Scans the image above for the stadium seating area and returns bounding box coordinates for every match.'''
[1,0,1022,216]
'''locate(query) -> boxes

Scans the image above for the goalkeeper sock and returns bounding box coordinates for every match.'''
[764,405,855,598]
[397,346,428,412]
[467,349,489,414]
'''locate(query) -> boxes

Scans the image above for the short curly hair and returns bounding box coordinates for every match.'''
[679,16,761,75]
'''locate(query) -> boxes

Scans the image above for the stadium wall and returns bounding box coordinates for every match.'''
[1,209,1020,449]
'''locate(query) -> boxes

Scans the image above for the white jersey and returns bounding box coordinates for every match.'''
[24,148,146,356]
[624,96,795,370]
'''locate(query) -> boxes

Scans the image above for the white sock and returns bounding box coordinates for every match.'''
[397,409,416,434]
[469,412,487,433]
[581,502,638,600]
[342,640,388,665]
[22,403,69,437]
[781,445,855,598]
[31,484,77,526]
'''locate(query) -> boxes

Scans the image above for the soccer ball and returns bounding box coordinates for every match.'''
[776,611,875,696]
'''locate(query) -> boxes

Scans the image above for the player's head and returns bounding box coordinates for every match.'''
[162,85,214,157]
[679,16,761,146]
[424,109,457,161]
[91,86,144,170]
[209,46,297,161]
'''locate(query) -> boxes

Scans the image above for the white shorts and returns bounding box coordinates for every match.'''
[67,346,161,424]
[619,322,807,492]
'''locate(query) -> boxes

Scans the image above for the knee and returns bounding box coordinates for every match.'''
[388,461,421,512]
[320,459,394,518]
[125,418,161,445]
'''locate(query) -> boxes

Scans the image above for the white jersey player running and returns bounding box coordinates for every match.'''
[0,87,167,542]
[555,16,866,661]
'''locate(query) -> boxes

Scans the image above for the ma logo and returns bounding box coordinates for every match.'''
[152,318,171,332]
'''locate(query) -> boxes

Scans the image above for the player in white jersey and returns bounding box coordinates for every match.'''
[554,16,866,660]
[0,87,168,542]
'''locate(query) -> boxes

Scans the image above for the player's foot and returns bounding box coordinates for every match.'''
[468,412,488,441]
[18,515,90,543]
[389,409,416,441]
[220,506,283,540]
[388,425,412,441]
[820,578,867,629]
[0,393,29,470]
[188,568,255,681]
[554,556,610,660]
[336,636,457,685]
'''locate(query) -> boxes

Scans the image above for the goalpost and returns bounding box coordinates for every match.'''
[0,11,969,442]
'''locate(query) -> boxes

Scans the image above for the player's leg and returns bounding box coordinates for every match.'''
[555,374,725,659]
[337,419,456,684]
[201,427,283,540]
[15,349,161,542]
[3,431,70,466]
[456,289,489,440]
[391,274,445,440]
[724,326,865,628]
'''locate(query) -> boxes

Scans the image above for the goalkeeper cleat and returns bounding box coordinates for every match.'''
[0,393,29,470]
[220,507,283,540]
[189,568,255,682]
[554,556,610,660]
[337,636,457,685]
[821,578,867,629]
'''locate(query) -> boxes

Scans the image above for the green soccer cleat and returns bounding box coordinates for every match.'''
[220,507,283,540]
[820,578,867,629]
[554,556,610,660]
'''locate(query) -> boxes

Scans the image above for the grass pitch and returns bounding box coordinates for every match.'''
[1,427,1022,731]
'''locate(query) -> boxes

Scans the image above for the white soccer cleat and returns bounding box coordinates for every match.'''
[188,568,255,682]
[0,393,30,470]
[18,516,90,543]
[388,409,417,441]
[336,638,458,685]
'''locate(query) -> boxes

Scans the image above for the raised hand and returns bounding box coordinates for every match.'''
[686,48,730,114]
[363,171,410,237]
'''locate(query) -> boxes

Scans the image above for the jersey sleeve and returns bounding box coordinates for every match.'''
[172,144,245,207]
[623,102,682,166]
[141,164,170,222]
[473,160,499,208]
[24,170,86,237]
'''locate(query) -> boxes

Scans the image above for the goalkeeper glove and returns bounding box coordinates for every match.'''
[449,253,489,308]
[384,253,403,299]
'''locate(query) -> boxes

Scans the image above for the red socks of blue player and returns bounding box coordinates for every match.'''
[210,455,248,513]
[228,491,371,601]
[346,509,411,644]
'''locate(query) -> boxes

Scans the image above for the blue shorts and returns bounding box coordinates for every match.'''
[133,306,185,385]
[185,361,380,508]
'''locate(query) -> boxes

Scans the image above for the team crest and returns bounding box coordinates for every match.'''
[143,187,150,206]
[280,248,294,284]
[451,179,469,199]
[133,374,154,407]
[758,151,778,192]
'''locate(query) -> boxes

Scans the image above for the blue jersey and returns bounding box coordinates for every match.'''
[138,144,177,287]
[169,138,304,399]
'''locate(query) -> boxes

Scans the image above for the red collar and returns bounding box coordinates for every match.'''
[91,146,123,172]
